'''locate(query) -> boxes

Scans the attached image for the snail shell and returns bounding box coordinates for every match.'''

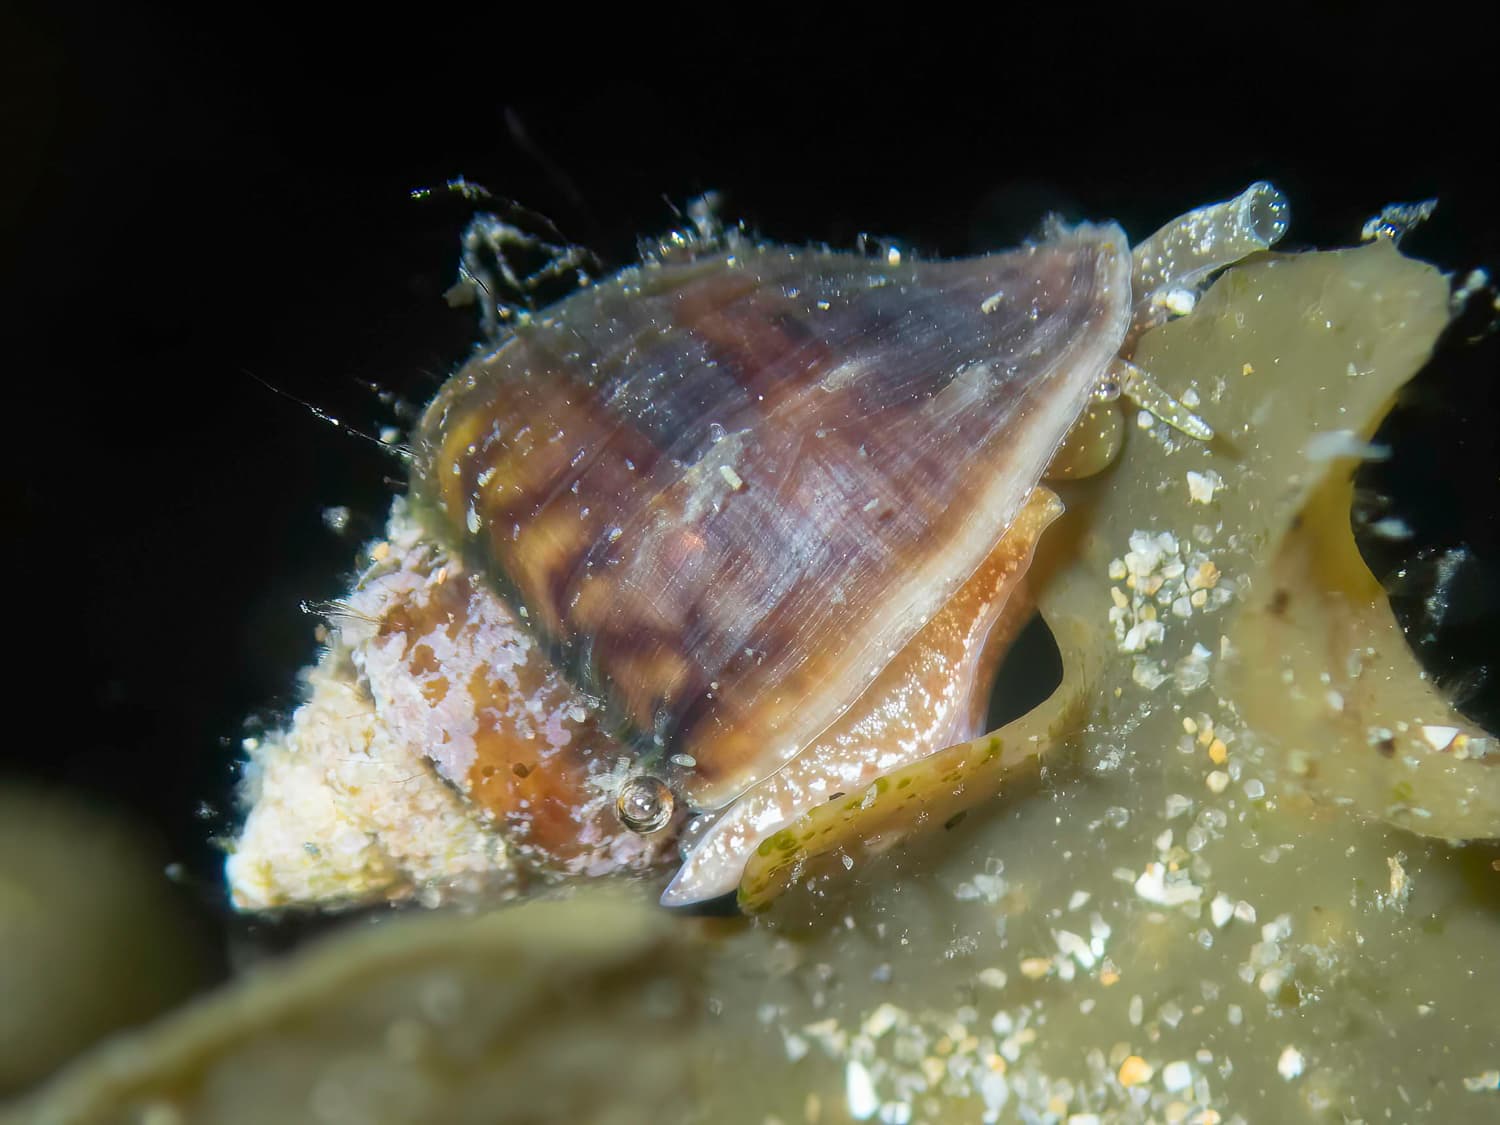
[224,184,1294,910]
[412,224,1131,821]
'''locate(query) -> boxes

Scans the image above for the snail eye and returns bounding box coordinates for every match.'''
[615,775,674,834]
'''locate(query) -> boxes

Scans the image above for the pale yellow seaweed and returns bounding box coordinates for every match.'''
[1233,457,1499,837]
[1117,240,1496,834]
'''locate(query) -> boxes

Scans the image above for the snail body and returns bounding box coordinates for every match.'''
[228,185,1290,910]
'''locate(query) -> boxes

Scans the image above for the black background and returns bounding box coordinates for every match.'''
[4,7,1497,918]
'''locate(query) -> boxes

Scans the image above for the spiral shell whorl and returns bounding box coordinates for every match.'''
[415,230,1131,811]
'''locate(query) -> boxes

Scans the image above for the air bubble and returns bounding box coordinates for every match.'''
[616,775,674,834]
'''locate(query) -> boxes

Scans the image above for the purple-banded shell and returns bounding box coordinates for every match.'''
[413,225,1127,840]
[227,184,1291,910]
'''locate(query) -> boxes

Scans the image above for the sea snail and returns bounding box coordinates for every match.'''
[228,183,1289,910]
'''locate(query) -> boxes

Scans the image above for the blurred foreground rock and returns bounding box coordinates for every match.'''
[0,784,215,1097]
[7,893,703,1125]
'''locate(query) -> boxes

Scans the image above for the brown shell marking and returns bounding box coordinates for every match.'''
[416,229,1131,812]
[355,541,666,876]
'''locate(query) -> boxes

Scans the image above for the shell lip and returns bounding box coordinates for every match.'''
[659,881,740,914]
[660,857,732,908]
